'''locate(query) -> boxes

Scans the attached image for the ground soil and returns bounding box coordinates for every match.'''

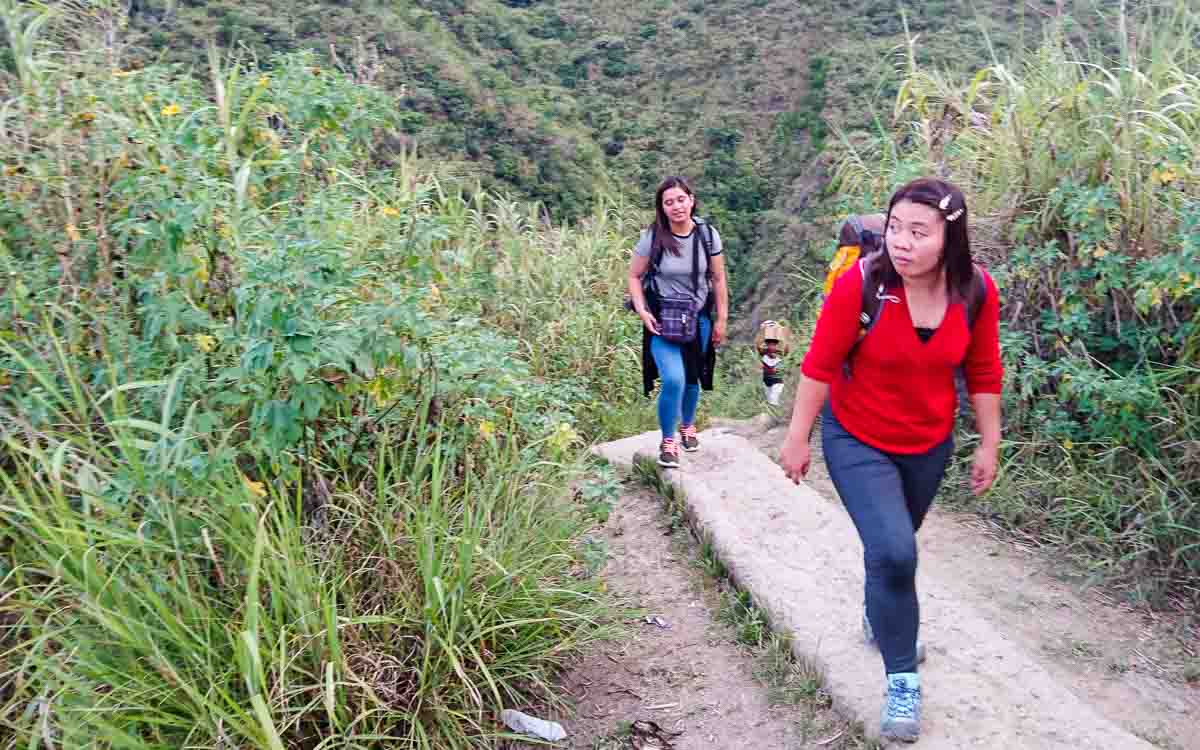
[527,415,1198,750]
[553,482,862,749]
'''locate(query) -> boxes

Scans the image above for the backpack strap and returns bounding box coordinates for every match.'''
[695,217,715,281]
[648,218,714,298]
[690,225,700,295]
[965,263,986,329]
[843,255,897,378]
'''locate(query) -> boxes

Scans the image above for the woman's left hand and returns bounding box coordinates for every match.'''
[712,319,726,346]
[970,443,999,495]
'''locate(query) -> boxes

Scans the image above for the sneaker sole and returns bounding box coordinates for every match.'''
[657,458,681,468]
[682,444,699,453]
[881,724,920,743]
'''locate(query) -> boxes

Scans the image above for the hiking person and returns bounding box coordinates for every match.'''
[627,175,729,468]
[755,320,791,406]
[778,177,1003,743]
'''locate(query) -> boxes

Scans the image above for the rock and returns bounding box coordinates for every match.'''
[500,709,567,741]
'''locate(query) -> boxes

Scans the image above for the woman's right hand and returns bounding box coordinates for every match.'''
[779,436,811,484]
[640,310,661,335]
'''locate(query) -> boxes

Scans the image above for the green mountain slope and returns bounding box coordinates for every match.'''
[119,0,1116,310]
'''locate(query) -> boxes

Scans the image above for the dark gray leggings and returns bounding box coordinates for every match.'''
[820,404,953,675]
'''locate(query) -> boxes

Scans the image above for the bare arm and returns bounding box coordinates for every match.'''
[628,253,660,334]
[628,254,652,314]
[971,393,1001,451]
[779,374,830,483]
[969,392,1002,495]
[784,375,829,447]
[709,253,729,344]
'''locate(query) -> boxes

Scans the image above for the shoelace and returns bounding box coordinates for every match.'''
[886,681,920,720]
[679,425,697,440]
[661,438,679,455]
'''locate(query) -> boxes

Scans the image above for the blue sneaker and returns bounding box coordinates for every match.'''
[881,672,921,742]
[863,608,926,664]
[881,672,921,741]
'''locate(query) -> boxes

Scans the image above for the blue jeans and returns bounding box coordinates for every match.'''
[650,315,712,440]
[820,404,953,675]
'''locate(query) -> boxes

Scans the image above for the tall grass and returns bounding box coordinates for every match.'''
[831,1,1200,606]
[0,4,643,746]
[0,337,612,747]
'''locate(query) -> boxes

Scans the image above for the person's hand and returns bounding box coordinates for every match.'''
[712,318,727,346]
[971,443,999,495]
[639,310,661,335]
[780,437,811,484]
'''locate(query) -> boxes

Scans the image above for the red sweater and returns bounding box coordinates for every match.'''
[801,264,1004,454]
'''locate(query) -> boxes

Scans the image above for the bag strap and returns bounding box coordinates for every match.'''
[648,218,713,297]
[690,226,700,295]
[843,256,894,378]
[965,263,985,329]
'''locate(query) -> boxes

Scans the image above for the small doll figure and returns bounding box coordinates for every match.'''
[755,320,791,406]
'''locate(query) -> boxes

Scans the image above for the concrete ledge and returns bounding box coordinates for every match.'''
[594,428,1157,749]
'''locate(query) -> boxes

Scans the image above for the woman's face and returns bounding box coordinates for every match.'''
[886,200,946,280]
[661,187,694,226]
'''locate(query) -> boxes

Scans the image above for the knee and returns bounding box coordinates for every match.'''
[659,365,686,395]
[867,540,918,586]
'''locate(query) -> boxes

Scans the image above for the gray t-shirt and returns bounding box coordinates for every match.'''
[634,223,723,307]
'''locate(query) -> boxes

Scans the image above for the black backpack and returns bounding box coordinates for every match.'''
[836,214,987,368]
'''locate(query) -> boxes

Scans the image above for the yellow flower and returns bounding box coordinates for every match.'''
[1092,246,1109,259]
[194,334,216,352]
[243,476,267,498]
[1063,440,1074,451]
[66,224,81,241]
[1152,167,1177,186]
[160,103,181,117]
[429,284,441,302]
[113,70,137,78]
[381,206,400,217]
[479,420,496,438]
[257,75,270,87]
[549,422,580,453]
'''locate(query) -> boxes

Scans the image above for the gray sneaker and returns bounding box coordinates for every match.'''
[881,672,921,743]
[863,609,926,664]
[657,438,681,468]
[678,424,699,452]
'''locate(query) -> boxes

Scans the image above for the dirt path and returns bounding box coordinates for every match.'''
[554,482,864,750]
[726,414,1200,750]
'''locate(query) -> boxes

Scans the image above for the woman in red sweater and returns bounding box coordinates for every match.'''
[779,177,1003,743]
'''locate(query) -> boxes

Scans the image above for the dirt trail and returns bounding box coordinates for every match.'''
[727,414,1200,750]
[554,483,860,749]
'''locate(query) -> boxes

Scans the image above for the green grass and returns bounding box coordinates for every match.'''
[0,328,619,747]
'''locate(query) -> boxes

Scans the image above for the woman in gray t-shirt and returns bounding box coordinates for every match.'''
[626,175,729,468]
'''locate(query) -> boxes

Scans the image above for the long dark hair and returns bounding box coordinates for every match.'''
[876,177,974,301]
[651,175,697,257]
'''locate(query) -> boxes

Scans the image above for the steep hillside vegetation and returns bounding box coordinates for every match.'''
[114,0,1116,306]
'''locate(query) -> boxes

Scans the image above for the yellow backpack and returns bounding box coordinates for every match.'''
[822,213,886,296]
[754,320,791,356]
